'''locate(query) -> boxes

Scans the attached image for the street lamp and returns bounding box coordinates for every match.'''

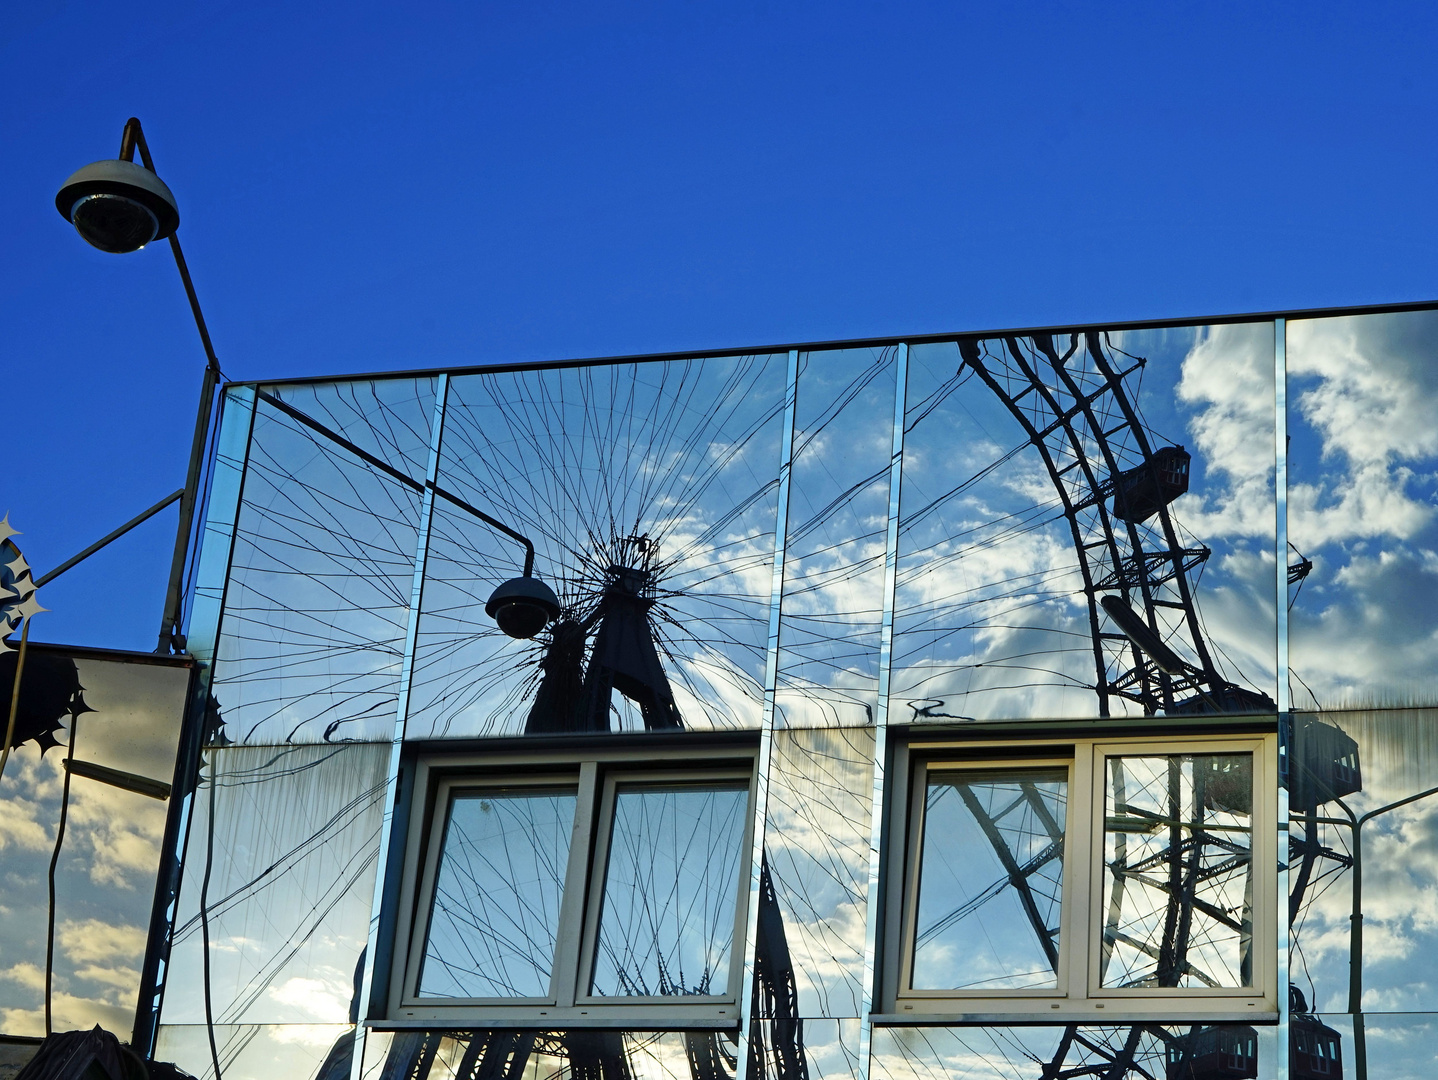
[56,117,220,654]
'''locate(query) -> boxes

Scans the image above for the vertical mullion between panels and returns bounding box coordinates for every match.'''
[350,373,448,1080]
[858,343,907,1079]
[1275,319,1291,1078]
[734,349,799,1080]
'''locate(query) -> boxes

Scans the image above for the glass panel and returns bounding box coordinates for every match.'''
[1101,752,1253,989]
[871,1024,1276,1079]
[408,354,788,738]
[417,787,576,999]
[1288,311,1438,708]
[893,325,1277,723]
[911,767,1066,991]
[775,347,898,728]
[750,1018,861,1080]
[1289,707,1438,1015]
[211,396,421,743]
[590,782,747,998]
[155,1023,355,1080]
[0,650,189,1036]
[61,652,191,791]
[271,375,438,483]
[160,743,389,1026]
[764,726,874,1017]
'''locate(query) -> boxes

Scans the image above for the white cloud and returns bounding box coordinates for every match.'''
[0,961,46,991]
[1177,322,1276,539]
[1287,314,1438,547]
[57,918,147,967]
[268,1023,353,1048]
[267,975,351,1022]
[0,992,134,1039]
[74,963,142,992]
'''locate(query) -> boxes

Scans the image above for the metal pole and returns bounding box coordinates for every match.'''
[118,117,224,653]
[157,356,219,652]
[0,616,33,780]
[1348,784,1438,1080]
[1349,817,1366,1080]
[35,489,183,589]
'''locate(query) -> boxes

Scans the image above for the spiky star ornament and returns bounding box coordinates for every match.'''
[0,519,78,757]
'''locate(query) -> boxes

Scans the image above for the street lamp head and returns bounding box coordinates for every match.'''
[56,158,180,254]
[485,575,562,639]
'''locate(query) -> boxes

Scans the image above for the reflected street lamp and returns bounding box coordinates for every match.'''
[1314,784,1438,1080]
[56,117,221,654]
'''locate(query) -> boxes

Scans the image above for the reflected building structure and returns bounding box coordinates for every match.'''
[35,303,1438,1079]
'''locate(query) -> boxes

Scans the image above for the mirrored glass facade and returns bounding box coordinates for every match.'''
[119,306,1438,1079]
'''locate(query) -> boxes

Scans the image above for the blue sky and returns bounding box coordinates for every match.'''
[5,0,1438,651]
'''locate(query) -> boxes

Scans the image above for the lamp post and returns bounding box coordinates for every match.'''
[55,116,221,654]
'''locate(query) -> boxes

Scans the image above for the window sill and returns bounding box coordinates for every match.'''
[871,1008,1279,1026]
[370,1016,742,1031]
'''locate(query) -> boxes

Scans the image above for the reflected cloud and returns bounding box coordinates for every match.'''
[1289,311,1438,706]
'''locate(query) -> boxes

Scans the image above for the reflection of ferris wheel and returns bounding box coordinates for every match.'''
[409,357,792,741]
[954,333,1272,719]
[932,334,1271,1079]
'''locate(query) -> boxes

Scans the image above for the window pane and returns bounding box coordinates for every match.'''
[418,787,576,999]
[911,767,1067,991]
[1101,753,1253,989]
[591,782,748,998]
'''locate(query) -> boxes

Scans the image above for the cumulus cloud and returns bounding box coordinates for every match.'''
[268,1023,354,1048]
[74,964,142,992]
[0,795,51,853]
[0,961,46,992]
[0,992,134,1039]
[1288,314,1438,547]
[267,975,352,1023]
[57,918,147,967]
[66,779,167,888]
[1177,322,1277,539]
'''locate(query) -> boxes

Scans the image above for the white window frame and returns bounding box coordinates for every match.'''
[880,731,1278,1023]
[386,745,758,1028]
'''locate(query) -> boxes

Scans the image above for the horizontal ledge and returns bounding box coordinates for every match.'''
[871,1012,1279,1027]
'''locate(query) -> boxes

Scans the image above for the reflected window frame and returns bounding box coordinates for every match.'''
[880,729,1278,1023]
[385,742,759,1029]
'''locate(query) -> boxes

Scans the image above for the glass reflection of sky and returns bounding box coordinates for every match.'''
[762,725,874,1017]
[1288,311,1438,708]
[161,744,388,1027]
[775,347,898,728]
[1290,707,1438,1016]
[419,788,575,999]
[591,783,747,998]
[893,325,1276,722]
[209,399,422,744]
[1102,753,1253,990]
[871,1023,1278,1080]
[912,768,1065,991]
[0,655,189,1038]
